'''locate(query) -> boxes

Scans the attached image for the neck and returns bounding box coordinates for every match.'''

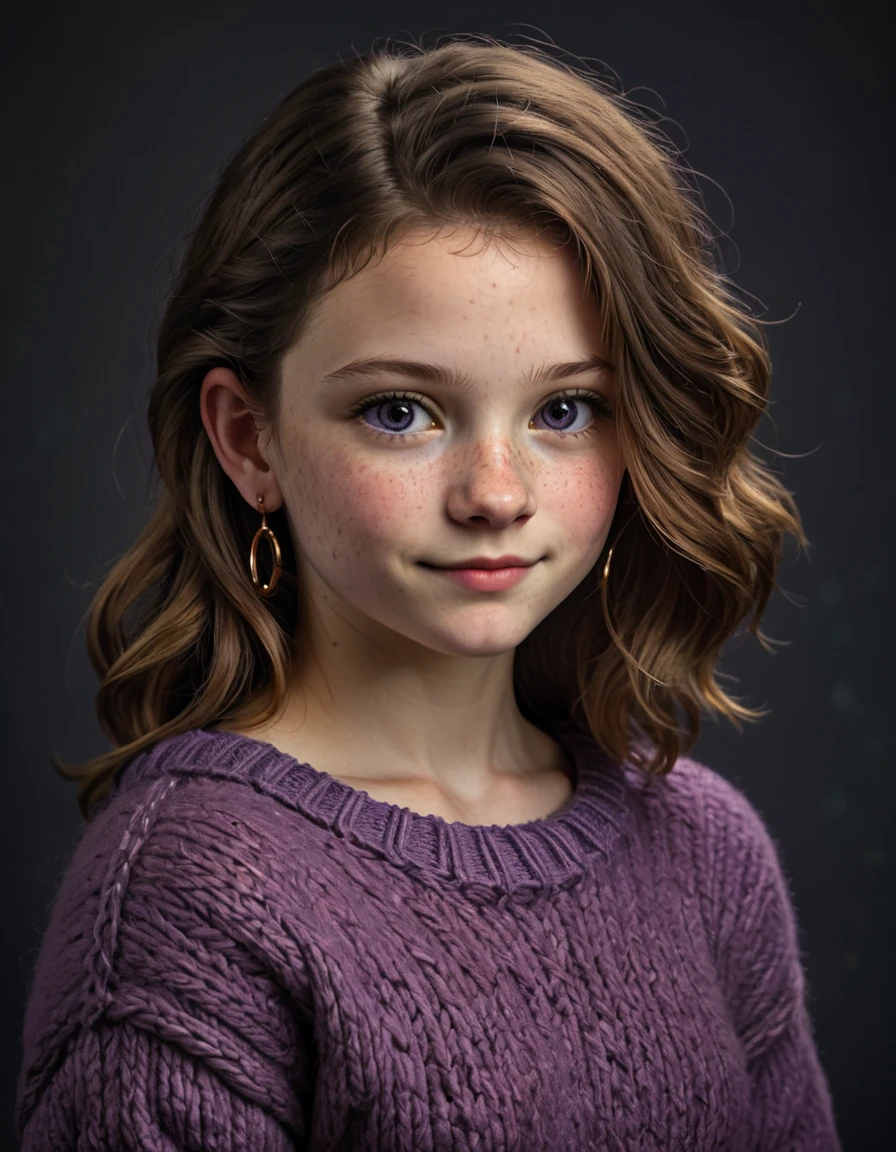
[242,615,566,799]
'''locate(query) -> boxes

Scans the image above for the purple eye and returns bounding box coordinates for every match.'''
[366,398,423,434]
[534,397,591,433]
[347,391,438,437]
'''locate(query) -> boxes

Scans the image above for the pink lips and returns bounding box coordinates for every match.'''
[422,559,539,592]
[436,555,534,570]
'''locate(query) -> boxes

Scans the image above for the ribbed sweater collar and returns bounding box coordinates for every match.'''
[111,717,631,895]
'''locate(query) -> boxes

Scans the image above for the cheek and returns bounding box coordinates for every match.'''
[346,464,422,544]
[294,440,423,552]
[542,455,621,541]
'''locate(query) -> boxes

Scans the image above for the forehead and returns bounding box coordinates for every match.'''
[336,226,582,301]
[291,227,602,373]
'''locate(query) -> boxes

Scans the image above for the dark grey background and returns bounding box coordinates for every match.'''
[4,0,890,1146]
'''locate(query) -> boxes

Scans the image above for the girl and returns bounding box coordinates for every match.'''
[15,34,841,1150]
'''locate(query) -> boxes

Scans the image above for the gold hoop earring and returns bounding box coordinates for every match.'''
[601,544,614,589]
[250,494,282,597]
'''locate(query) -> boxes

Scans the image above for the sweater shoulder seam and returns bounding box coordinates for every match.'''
[80,773,186,1028]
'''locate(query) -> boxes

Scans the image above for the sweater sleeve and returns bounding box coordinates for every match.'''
[15,776,314,1151]
[19,1018,303,1150]
[701,768,842,1150]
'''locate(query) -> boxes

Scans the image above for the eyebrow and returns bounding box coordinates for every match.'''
[318,353,613,391]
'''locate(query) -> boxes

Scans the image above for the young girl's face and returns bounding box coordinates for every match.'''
[265,224,626,661]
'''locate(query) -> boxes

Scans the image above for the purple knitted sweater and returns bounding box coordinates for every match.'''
[15,718,840,1150]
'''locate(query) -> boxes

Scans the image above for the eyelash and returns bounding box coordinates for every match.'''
[346,388,613,441]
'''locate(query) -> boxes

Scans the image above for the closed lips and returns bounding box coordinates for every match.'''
[425,557,536,569]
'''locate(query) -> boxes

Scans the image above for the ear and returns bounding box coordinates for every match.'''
[199,367,283,512]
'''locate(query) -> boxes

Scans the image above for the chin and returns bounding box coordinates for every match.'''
[413,623,533,659]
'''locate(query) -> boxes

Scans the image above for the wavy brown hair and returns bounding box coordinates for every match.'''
[55,33,808,820]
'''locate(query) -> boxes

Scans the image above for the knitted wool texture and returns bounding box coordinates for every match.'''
[15,718,841,1150]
